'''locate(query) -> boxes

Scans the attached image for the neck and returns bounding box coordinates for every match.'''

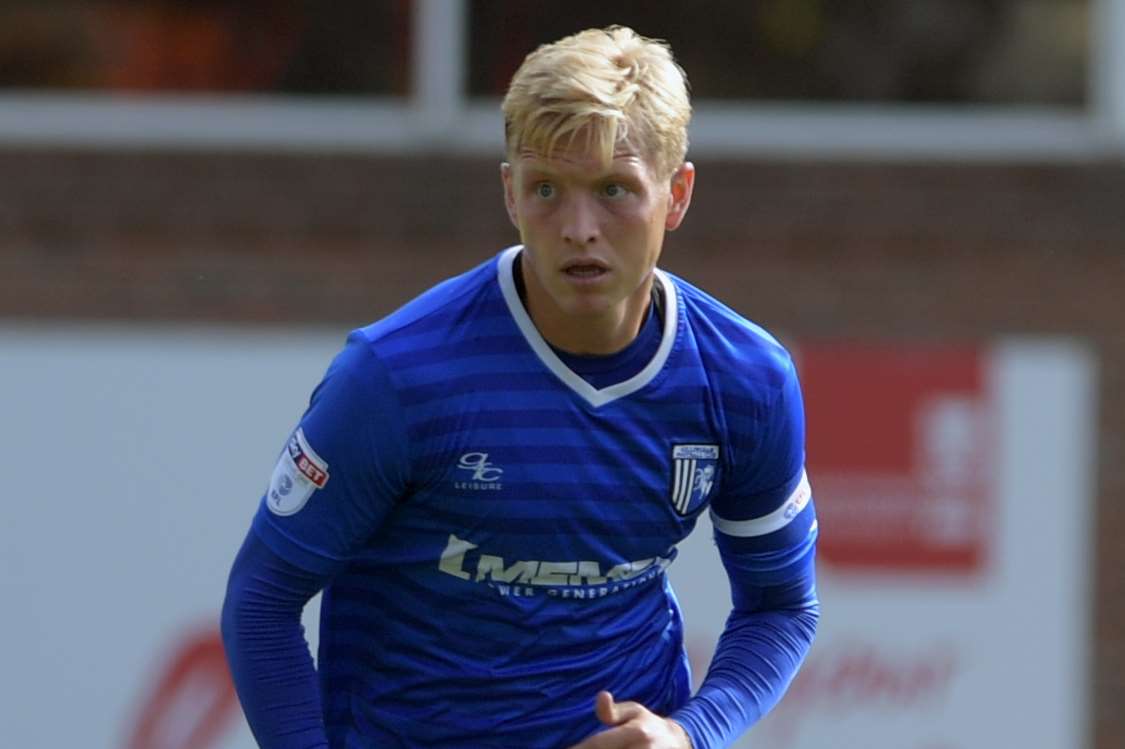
[518,261,654,356]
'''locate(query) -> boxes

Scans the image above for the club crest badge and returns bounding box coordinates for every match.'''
[671,444,720,515]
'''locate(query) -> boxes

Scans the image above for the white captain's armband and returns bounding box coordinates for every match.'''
[711,469,811,537]
[266,428,330,516]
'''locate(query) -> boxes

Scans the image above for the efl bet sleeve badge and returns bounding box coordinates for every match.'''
[266,428,330,516]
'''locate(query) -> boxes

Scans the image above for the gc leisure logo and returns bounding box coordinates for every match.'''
[455,452,504,491]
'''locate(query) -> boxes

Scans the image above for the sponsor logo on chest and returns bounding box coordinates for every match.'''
[438,534,673,599]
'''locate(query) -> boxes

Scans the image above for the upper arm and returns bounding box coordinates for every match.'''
[250,332,411,575]
[710,353,818,607]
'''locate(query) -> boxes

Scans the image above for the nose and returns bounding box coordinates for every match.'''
[560,192,600,246]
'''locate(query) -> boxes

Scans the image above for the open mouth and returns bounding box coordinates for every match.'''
[562,261,609,279]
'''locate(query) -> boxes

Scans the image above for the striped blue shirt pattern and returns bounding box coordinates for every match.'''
[251,246,817,747]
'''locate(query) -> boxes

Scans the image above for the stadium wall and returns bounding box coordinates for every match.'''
[1,149,1121,748]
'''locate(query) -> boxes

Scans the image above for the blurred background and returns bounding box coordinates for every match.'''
[0,1,1120,748]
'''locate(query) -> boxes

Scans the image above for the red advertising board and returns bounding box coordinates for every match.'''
[799,344,991,574]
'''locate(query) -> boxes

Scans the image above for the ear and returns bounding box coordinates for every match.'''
[500,162,519,229]
[664,161,696,231]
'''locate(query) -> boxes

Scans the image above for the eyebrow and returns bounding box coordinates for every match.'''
[520,159,645,182]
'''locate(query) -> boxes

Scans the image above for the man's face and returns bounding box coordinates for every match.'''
[501,138,694,349]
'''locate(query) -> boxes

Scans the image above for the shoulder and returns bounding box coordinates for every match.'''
[665,271,797,401]
[665,275,808,504]
[352,251,506,351]
[314,251,508,395]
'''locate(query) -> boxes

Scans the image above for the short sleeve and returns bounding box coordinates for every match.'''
[710,353,817,585]
[250,331,410,575]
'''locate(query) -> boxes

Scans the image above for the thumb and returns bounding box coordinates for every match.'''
[595,691,619,725]
[595,691,647,727]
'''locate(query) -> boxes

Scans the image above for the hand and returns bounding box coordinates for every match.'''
[565,691,692,749]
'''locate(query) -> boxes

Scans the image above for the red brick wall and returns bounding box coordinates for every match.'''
[3,149,1122,746]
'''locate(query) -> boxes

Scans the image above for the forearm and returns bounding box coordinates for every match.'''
[221,531,332,749]
[671,603,819,749]
[670,528,820,749]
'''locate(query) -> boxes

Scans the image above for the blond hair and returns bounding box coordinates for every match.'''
[501,26,691,179]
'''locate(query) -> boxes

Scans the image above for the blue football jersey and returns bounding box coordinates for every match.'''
[251,246,816,748]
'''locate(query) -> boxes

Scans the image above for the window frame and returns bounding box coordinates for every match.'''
[0,0,1119,161]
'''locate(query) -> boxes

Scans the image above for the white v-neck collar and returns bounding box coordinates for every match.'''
[497,245,678,408]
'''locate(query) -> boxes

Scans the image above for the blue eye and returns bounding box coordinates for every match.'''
[603,183,628,199]
[535,183,555,199]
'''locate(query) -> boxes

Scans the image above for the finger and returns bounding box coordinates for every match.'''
[595,691,618,725]
[595,691,646,727]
